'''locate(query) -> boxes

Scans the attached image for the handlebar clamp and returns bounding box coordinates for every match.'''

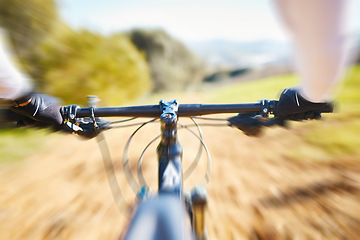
[260,100,277,117]
[60,105,80,123]
[60,104,104,139]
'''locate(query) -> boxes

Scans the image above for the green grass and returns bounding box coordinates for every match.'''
[304,120,360,155]
[205,74,298,103]
[0,127,52,163]
[335,66,360,111]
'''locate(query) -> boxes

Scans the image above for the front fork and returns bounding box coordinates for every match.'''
[190,187,208,240]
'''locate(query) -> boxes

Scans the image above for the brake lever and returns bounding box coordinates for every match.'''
[227,114,285,136]
[61,105,110,139]
[64,120,107,139]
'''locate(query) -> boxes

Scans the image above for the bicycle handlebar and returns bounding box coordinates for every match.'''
[0,109,26,123]
[73,102,273,118]
[0,102,267,126]
[1,99,335,123]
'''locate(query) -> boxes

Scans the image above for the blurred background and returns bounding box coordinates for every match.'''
[0,0,360,239]
[0,0,358,104]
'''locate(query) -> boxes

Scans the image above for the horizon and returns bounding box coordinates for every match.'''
[59,0,360,44]
[59,0,289,43]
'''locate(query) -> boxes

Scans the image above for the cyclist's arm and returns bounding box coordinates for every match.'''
[273,0,350,103]
[0,30,62,129]
[0,29,32,100]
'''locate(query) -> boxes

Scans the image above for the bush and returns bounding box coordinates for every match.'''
[129,29,205,92]
[31,26,152,106]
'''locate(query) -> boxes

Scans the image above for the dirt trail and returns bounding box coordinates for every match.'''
[0,122,359,240]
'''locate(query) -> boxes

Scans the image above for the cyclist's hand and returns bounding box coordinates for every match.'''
[10,93,63,130]
[274,88,332,121]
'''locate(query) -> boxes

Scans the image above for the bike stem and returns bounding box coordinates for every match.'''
[157,100,183,197]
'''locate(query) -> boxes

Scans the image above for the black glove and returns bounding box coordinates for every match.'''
[10,93,63,130]
[274,88,333,121]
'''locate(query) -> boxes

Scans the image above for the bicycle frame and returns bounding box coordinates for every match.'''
[126,99,210,240]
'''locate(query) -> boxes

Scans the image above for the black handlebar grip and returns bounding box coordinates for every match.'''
[317,103,334,113]
[0,109,24,123]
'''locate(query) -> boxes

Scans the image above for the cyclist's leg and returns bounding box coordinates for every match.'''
[273,0,351,102]
[123,195,194,240]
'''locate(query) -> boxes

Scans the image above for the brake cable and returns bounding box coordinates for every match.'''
[182,117,204,180]
[122,118,158,194]
[179,123,212,185]
[96,132,131,215]
[137,134,161,186]
[136,117,209,188]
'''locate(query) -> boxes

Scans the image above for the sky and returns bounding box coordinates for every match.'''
[59,0,360,44]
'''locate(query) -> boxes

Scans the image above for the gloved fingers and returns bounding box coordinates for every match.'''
[285,111,322,121]
[17,118,36,127]
[33,105,63,126]
[10,93,63,130]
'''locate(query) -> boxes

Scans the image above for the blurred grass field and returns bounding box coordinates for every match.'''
[0,66,359,240]
[1,65,359,164]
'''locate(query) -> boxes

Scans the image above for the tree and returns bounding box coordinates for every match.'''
[129,29,205,92]
[0,0,57,61]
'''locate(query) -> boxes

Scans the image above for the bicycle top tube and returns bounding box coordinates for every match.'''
[74,100,277,118]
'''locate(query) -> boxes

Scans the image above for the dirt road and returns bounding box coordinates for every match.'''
[0,121,359,239]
